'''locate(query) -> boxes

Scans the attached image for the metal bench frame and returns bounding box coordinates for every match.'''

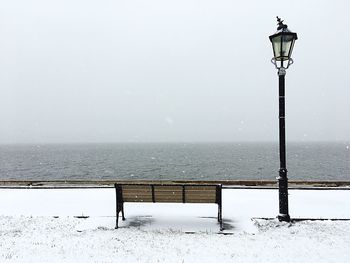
[115,183,223,231]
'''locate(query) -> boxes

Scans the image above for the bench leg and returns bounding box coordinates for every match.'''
[115,210,119,229]
[122,203,125,221]
[115,184,124,229]
[116,205,125,228]
[218,203,223,231]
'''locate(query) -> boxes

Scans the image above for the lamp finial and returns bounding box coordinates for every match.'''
[276,16,288,30]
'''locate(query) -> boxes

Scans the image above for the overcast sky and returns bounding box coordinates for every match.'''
[0,0,349,143]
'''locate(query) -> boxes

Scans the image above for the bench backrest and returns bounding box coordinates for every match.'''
[116,184,221,204]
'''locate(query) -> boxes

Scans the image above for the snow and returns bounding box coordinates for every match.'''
[1,188,350,262]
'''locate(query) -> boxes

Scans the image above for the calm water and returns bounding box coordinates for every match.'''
[0,143,349,181]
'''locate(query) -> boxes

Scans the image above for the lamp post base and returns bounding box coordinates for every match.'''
[277,213,291,222]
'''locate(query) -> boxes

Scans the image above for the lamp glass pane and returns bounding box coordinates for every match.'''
[281,34,294,59]
[272,35,282,60]
[287,38,296,57]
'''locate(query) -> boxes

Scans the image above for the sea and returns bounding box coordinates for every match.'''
[0,142,349,181]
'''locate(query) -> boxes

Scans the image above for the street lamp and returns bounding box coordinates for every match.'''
[269,17,298,222]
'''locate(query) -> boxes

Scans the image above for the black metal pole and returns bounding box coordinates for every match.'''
[277,67,290,222]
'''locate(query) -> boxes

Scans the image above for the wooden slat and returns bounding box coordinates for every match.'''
[186,200,216,204]
[185,196,216,200]
[154,190,182,193]
[185,187,216,193]
[185,186,217,191]
[154,199,183,203]
[122,189,151,193]
[185,192,216,197]
[185,190,216,194]
[154,188,182,193]
[153,193,182,197]
[122,194,152,198]
[154,186,182,191]
[154,193,183,196]
[186,196,216,200]
[122,185,151,192]
[185,191,216,196]
[154,185,183,202]
[122,191,152,195]
[185,194,216,197]
[155,196,182,202]
[122,197,153,202]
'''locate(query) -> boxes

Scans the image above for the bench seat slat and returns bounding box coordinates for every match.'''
[123,198,153,202]
[185,199,216,202]
[122,191,152,195]
[122,189,151,192]
[155,194,182,199]
[153,193,182,196]
[185,186,217,190]
[185,192,216,196]
[154,200,183,203]
[186,196,216,200]
[122,194,152,198]
[186,192,216,195]
[121,186,152,190]
[187,201,216,204]
[154,191,182,195]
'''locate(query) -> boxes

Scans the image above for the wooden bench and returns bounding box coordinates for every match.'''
[115,183,223,230]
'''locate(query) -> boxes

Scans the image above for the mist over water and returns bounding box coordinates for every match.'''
[1,142,349,181]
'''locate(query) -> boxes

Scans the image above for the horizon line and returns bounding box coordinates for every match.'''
[0,140,348,146]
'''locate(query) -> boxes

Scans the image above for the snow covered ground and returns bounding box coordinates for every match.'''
[1,188,350,262]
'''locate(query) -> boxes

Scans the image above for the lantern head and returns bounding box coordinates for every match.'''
[269,17,298,63]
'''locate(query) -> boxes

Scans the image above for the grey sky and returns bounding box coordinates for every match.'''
[0,0,349,143]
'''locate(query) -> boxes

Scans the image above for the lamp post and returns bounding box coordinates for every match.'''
[269,17,298,222]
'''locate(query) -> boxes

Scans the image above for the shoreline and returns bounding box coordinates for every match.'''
[1,179,350,189]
